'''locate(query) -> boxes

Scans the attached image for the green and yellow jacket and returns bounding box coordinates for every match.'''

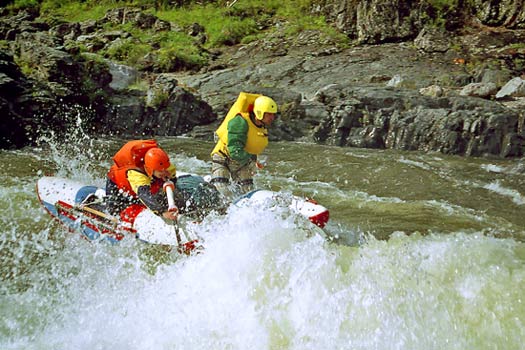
[211,112,268,165]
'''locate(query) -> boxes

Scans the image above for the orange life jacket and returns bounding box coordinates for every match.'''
[107,140,162,197]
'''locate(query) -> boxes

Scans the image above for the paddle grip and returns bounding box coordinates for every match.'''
[163,181,177,212]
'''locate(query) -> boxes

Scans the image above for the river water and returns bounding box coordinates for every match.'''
[1,126,524,349]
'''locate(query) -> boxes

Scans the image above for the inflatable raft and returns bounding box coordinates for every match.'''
[36,175,330,253]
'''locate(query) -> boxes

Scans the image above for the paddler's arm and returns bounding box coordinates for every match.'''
[227,115,254,166]
[128,169,170,215]
[165,164,186,210]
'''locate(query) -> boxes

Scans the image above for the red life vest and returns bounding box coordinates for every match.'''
[107,140,162,197]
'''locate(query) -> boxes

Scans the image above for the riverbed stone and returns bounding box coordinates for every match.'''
[496,77,525,99]
[459,82,498,98]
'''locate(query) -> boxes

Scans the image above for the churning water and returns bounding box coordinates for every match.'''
[1,129,524,349]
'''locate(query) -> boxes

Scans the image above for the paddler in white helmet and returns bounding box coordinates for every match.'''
[210,93,278,200]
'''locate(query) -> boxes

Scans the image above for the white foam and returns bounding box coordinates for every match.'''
[483,181,525,205]
[398,157,432,170]
[481,164,505,173]
[3,209,525,349]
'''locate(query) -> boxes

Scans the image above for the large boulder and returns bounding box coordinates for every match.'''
[0,8,216,149]
[303,84,524,157]
[496,77,525,99]
[471,0,525,28]
[101,74,216,136]
[313,0,525,44]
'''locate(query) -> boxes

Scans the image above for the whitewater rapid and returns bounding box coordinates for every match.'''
[3,204,524,349]
[1,134,524,349]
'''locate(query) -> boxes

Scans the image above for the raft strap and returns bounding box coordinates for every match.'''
[210,177,230,184]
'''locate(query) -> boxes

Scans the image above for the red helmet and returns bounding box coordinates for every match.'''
[144,147,170,177]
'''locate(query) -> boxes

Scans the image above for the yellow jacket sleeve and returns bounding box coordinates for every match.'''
[127,170,152,194]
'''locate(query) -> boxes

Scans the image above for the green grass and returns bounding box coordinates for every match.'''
[103,37,151,65]
[0,40,9,51]
[154,31,209,70]
[427,0,460,10]
[9,0,349,72]
[155,3,261,47]
[44,4,110,22]
[508,43,525,50]
[423,0,462,28]
[96,21,209,71]
[6,0,39,11]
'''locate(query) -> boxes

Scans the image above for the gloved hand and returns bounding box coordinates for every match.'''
[255,155,267,169]
[162,208,178,221]
[163,180,175,193]
[163,180,178,215]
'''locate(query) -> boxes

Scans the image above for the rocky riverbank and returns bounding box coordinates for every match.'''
[1,2,525,158]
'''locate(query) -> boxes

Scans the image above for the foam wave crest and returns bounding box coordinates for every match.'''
[3,203,524,349]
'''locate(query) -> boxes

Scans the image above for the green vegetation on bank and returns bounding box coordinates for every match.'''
[423,0,464,29]
[5,0,348,72]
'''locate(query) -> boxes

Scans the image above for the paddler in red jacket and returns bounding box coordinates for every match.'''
[106,140,182,220]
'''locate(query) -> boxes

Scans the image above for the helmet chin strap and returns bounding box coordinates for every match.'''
[250,112,265,127]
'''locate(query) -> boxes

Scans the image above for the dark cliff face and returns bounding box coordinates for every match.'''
[0,2,524,158]
[0,7,217,149]
[0,50,35,149]
[312,0,525,43]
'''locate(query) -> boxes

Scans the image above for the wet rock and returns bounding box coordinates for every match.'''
[419,85,444,98]
[0,50,34,148]
[146,86,216,135]
[459,82,498,98]
[107,61,139,90]
[79,19,98,34]
[496,77,525,99]
[471,0,525,28]
[414,27,451,53]
[146,73,179,107]
[474,68,513,87]
[501,132,524,157]
[12,31,78,83]
[355,0,421,43]
[103,90,147,136]
[49,22,81,41]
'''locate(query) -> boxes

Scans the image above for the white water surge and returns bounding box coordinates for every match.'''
[1,135,524,349]
[2,205,524,349]
[483,181,525,205]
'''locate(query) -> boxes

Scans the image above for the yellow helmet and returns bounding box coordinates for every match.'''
[253,96,278,120]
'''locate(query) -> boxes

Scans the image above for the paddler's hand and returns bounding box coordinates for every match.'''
[163,180,175,192]
[255,155,267,169]
[163,180,178,219]
[162,208,179,221]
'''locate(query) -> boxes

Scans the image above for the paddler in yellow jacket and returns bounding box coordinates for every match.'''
[210,93,278,200]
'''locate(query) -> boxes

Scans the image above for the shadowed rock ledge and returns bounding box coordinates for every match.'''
[1,2,524,158]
